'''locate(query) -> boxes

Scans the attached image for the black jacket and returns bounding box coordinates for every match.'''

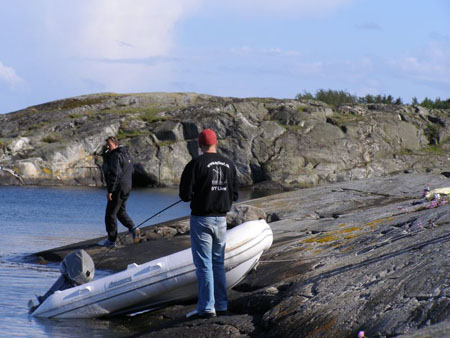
[102,146,134,194]
[179,152,239,216]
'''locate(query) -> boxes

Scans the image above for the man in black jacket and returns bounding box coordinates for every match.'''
[179,128,239,319]
[98,137,138,247]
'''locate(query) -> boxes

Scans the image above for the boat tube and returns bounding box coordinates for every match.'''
[31,219,273,318]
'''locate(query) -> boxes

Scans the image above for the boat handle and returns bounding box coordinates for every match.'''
[63,286,92,300]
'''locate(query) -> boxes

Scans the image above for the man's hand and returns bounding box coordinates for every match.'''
[107,192,113,201]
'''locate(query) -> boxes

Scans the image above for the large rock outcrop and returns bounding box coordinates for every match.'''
[32,173,450,337]
[1,92,449,188]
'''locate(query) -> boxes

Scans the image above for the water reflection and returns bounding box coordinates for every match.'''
[32,317,131,338]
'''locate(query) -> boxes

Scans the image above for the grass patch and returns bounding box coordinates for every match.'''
[248,97,278,104]
[35,97,109,112]
[41,133,62,143]
[99,106,171,122]
[424,145,446,154]
[103,107,146,115]
[139,108,170,122]
[28,122,48,130]
[116,130,149,140]
[69,113,84,119]
[158,140,176,147]
[328,113,364,125]
[59,97,106,110]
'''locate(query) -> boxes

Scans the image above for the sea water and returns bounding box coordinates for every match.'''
[0,185,193,337]
[0,185,260,337]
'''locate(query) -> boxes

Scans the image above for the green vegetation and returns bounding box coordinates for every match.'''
[41,133,62,143]
[33,96,109,112]
[424,123,441,145]
[28,122,47,130]
[139,108,169,123]
[60,97,106,110]
[412,97,450,109]
[327,113,364,125]
[99,106,170,122]
[423,145,446,155]
[68,113,84,119]
[116,130,149,140]
[158,140,176,147]
[362,94,403,105]
[296,89,450,108]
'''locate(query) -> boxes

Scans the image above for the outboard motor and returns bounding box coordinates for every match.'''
[35,250,95,306]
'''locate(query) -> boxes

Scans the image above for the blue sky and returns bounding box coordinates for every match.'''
[0,0,449,114]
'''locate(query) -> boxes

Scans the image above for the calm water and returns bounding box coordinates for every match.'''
[0,185,260,337]
[0,185,193,337]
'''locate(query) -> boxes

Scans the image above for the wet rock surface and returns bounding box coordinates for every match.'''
[32,173,450,337]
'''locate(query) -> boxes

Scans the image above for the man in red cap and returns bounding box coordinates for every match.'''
[179,128,239,319]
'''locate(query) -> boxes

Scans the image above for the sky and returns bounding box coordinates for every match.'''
[0,0,449,114]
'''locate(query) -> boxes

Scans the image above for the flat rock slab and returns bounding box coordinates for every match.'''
[31,216,191,271]
[31,173,450,337]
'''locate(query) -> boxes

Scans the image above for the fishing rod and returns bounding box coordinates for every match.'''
[97,199,183,261]
[130,199,183,234]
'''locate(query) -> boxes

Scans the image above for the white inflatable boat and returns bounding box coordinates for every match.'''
[32,219,273,318]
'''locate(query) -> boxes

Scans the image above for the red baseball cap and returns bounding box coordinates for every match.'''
[198,128,217,146]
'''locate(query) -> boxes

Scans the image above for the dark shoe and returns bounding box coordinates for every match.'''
[186,309,216,319]
[97,239,116,247]
[216,310,229,316]
[130,228,141,243]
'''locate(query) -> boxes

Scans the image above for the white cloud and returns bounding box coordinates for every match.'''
[34,0,203,96]
[0,61,23,87]
[42,0,201,59]
[76,60,174,94]
[386,41,450,85]
[34,0,352,96]
[230,46,301,57]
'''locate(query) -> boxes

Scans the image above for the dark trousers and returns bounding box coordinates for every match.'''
[105,191,135,242]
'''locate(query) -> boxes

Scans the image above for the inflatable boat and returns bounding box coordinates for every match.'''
[31,219,273,318]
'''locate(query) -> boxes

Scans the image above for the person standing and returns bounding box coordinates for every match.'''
[98,136,139,247]
[179,128,239,318]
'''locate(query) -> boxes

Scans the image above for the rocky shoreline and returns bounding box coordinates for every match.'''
[5,92,449,336]
[31,173,450,337]
[1,92,450,190]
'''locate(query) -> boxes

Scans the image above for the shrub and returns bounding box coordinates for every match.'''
[296,89,358,106]
[296,89,449,108]
[296,89,358,107]
[420,97,450,109]
[425,124,440,145]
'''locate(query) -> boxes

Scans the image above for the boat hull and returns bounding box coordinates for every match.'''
[32,219,273,318]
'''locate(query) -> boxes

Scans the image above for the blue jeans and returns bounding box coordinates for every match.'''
[190,215,228,314]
